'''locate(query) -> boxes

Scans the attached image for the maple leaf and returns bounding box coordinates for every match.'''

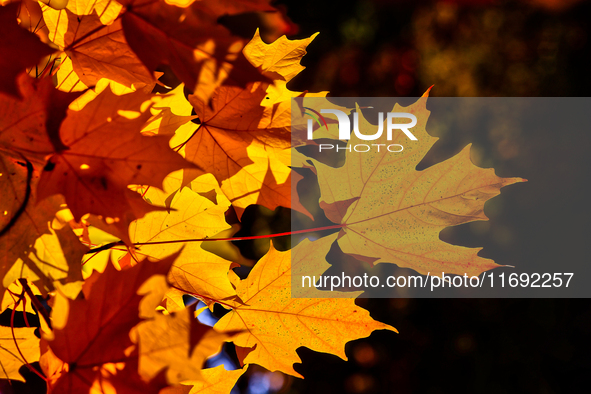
[133,307,232,384]
[183,365,247,394]
[0,3,55,98]
[184,82,294,218]
[54,56,89,92]
[3,210,86,297]
[0,74,72,241]
[57,0,123,25]
[0,167,84,296]
[244,29,319,86]
[128,173,237,309]
[37,0,68,10]
[214,238,396,377]
[310,95,526,277]
[13,0,46,34]
[0,326,40,381]
[183,31,324,218]
[37,86,196,243]
[1,280,41,315]
[42,6,154,90]
[41,254,177,393]
[243,29,333,132]
[143,108,198,138]
[41,343,191,394]
[289,233,365,298]
[0,74,80,167]
[118,0,273,103]
[0,75,84,295]
[142,84,200,144]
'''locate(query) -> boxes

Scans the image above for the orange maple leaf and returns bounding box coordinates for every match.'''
[37,87,196,243]
[118,0,273,102]
[0,3,55,98]
[184,82,297,219]
[0,75,83,294]
[41,254,176,393]
[0,74,81,166]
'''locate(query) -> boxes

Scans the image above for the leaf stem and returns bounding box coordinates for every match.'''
[169,284,236,310]
[10,294,48,382]
[18,279,51,329]
[85,224,343,254]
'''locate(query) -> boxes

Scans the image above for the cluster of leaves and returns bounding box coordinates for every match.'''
[0,0,524,393]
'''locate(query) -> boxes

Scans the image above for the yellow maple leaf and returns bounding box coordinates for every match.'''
[128,173,237,309]
[62,0,123,25]
[0,326,40,381]
[54,56,89,93]
[144,84,199,140]
[183,31,326,218]
[132,307,232,384]
[311,95,526,277]
[244,29,319,83]
[185,365,247,394]
[42,6,153,90]
[4,211,86,297]
[214,239,396,377]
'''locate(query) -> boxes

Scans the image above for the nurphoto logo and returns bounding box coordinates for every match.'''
[304,106,418,153]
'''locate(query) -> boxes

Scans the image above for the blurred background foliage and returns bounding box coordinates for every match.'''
[286,0,590,97]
